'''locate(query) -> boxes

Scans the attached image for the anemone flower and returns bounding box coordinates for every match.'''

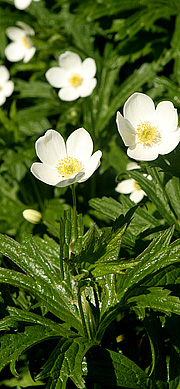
[0,66,14,106]
[31,128,102,187]
[14,0,40,9]
[115,162,152,203]
[5,22,36,63]
[45,51,97,101]
[116,92,180,161]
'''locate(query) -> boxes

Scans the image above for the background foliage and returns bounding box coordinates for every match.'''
[1,0,180,388]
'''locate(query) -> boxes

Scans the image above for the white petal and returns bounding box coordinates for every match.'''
[0,66,9,82]
[45,67,68,88]
[126,162,140,171]
[23,47,36,63]
[115,179,135,194]
[78,150,102,183]
[66,128,93,163]
[16,22,35,35]
[58,86,80,101]
[124,93,155,128]
[81,58,96,78]
[0,94,6,106]
[158,128,180,155]
[127,143,159,161]
[6,27,24,41]
[14,0,32,9]
[56,172,85,187]
[5,42,26,62]
[130,190,145,203]
[31,163,61,186]
[79,78,97,97]
[153,101,178,132]
[35,129,66,167]
[3,80,14,97]
[59,51,82,72]
[116,111,136,147]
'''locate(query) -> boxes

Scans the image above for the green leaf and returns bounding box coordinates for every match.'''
[89,195,162,249]
[0,233,83,332]
[86,346,150,388]
[60,208,84,261]
[128,287,180,317]
[0,306,77,338]
[119,226,178,295]
[0,267,82,332]
[0,325,61,375]
[76,225,126,276]
[128,168,177,226]
[37,337,93,389]
[144,312,167,388]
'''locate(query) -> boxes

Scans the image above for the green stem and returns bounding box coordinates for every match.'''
[78,289,89,339]
[71,184,77,242]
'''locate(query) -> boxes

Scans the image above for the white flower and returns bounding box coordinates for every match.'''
[115,162,152,203]
[116,92,180,161]
[45,51,97,101]
[14,0,40,10]
[5,22,36,63]
[23,209,42,224]
[31,128,102,187]
[0,66,14,106]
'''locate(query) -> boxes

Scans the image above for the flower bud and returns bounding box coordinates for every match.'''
[23,209,42,224]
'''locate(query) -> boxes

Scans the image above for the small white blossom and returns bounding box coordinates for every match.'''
[115,162,152,204]
[116,92,180,161]
[31,128,102,187]
[14,0,40,10]
[0,66,14,106]
[23,209,42,224]
[45,51,97,101]
[5,22,36,63]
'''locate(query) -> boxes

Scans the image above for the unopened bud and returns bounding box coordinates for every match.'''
[23,209,42,224]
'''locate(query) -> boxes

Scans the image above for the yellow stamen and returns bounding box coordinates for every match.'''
[21,35,31,48]
[134,181,140,190]
[56,157,84,178]
[68,73,83,88]
[136,121,161,147]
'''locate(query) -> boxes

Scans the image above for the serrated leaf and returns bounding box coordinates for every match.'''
[0,306,77,338]
[119,226,179,295]
[128,168,177,227]
[0,267,82,332]
[0,325,61,374]
[86,346,150,388]
[37,337,93,389]
[128,287,180,316]
[76,225,126,276]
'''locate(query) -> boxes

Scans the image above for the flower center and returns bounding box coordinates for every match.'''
[56,157,84,178]
[134,180,140,190]
[136,121,161,147]
[68,73,83,88]
[21,35,31,48]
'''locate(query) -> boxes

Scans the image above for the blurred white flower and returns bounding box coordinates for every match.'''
[45,51,97,101]
[116,92,180,161]
[14,0,40,9]
[5,22,36,63]
[0,66,14,106]
[115,162,152,204]
[23,209,42,224]
[31,128,102,187]
[14,0,40,10]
